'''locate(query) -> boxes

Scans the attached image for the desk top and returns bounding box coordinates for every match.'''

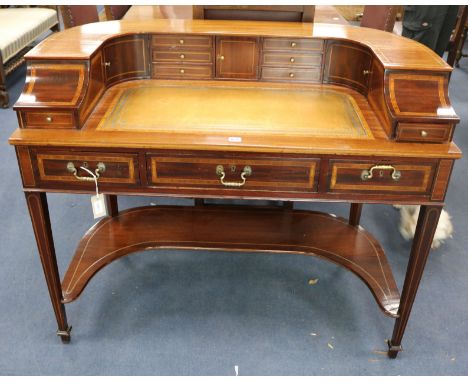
[97,82,370,139]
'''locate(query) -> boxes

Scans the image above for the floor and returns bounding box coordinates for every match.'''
[1,46,467,376]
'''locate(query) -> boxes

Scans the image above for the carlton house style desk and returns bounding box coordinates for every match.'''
[8,20,462,358]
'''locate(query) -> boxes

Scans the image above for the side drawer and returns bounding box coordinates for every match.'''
[261,67,321,83]
[152,64,213,79]
[152,35,212,50]
[263,38,323,52]
[152,50,213,64]
[147,154,319,192]
[22,111,76,129]
[328,160,437,194]
[33,151,139,185]
[395,123,453,143]
[262,53,322,67]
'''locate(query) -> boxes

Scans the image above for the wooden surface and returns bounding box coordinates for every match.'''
[61,205,400,316]
[24,20,450,72]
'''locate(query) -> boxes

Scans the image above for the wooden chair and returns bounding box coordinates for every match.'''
[360,5,398,32]
[192,5,315,23]
[104,5,131,21]
[447,6,468,67]
[59,5,99,29]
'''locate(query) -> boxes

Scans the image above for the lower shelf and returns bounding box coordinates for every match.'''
[61,205,400,317]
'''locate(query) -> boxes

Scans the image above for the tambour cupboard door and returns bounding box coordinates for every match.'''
[103,35,150,86]
[324,41,373,94]
[215,36,259,80]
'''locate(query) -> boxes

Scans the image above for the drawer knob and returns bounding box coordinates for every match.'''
[291,42,297,47]
[67,162,106,181]
[104,62,111,67]
[216,165,252,187]
[290,57,295,63]
[289,72,295,78]
[179,39,184,44]
[180,69,185,74]
[361,165,401,181]
[46,116,53,123]
[217,55,225,61]
[363,70,371,75]
[421,130,428,137]
[180,54,185,59]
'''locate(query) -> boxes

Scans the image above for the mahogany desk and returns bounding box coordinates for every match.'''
[8,20,462,358]
[122,5,348,25]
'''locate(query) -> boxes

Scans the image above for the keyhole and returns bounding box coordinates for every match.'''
[82,161,89,169]
[379,170,384,178]
[231,165,236,173]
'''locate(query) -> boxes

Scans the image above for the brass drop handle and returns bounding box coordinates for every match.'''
[290,57,295,63]
[104,62,111,67]
[363,70,371,75]
[67,162,106,181]
[216,165,252,187]
[361,165,401,181]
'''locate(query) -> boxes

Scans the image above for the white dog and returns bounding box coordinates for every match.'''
[396,205,453,249]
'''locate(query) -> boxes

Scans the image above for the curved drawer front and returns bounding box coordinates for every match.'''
[328,160,436,194]
[147,154,319,193]
[33,151,139,186]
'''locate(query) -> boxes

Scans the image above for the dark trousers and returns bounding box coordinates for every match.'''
[402,5,460,57]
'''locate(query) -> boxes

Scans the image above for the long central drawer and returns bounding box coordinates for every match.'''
[147,153,319,192]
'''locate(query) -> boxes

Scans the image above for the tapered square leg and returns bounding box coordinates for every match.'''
[349,203,363,226]
[25,192,71,342]
[388,205,442,358]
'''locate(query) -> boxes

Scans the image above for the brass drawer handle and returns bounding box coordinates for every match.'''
[291,42,297,47]
[289,72,295,78]
[46,116,53,123]
[179,39,184,44]
[180,54,185,59]
[217,55,225,61]
[363,70,371,75]
[216,165,252,187]
[179,69,185,74]
[104,62,111,67]
[67,162,106,181]
[290,57,295,63]
[361,165,401,181]
[421,130,428,137]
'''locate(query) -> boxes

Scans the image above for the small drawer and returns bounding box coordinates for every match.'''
[395,123,453,143]
[147,154,319,193]
[152,35,212,50]
[22,111,76,129]
[263,38,323,52]
[34,151,139,185]
[263,53,322,67]
[152,64,213,79]
[152,50,212,64]
[261,67,321,83]
[329,160,436,194]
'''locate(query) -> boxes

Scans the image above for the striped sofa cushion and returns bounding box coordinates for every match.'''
[0,8,58,63]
